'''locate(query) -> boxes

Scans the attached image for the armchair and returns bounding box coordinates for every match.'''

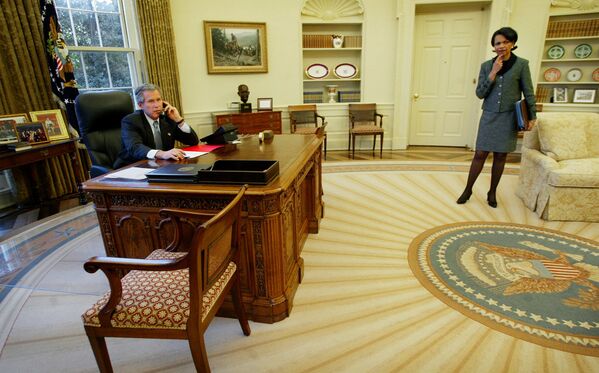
[82,186,250,372]
[517,112,599,221]
[75,90,133,178]
[288,104,327,158]
[348,103,384,159]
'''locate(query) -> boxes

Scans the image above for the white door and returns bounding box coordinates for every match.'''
[409,6,484,147]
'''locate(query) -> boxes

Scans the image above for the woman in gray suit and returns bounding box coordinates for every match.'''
[457,27,537,208]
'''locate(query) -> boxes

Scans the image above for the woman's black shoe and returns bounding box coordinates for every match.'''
[456,190,472,204]
[487,192,497,208]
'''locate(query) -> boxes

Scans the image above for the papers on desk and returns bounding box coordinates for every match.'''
[183,151,209,159]
[103,167,152,180]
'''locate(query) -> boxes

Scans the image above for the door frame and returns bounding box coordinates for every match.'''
[392,0,510,149]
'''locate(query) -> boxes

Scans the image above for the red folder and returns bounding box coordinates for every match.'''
[182,144,223,152]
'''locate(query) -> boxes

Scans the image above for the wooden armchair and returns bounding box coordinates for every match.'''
[288,104,327,158]
[81,186,250,373]
[348,103,384,159]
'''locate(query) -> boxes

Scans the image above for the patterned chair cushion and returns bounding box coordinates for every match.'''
[351,124,383,134]
[548,158,599,188]
[294,127,318,134]
[537,112,599,161]
[82,249,236,329]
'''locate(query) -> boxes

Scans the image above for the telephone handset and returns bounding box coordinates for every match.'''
[160,102,168,118]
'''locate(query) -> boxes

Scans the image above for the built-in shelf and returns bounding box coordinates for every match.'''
[302,19,363,103]
[546,36,599,41]
[304,78,361,82]
[535,14,598,110]
[541,58,599,62]
[538,82,599,85]
[303,48,362,51]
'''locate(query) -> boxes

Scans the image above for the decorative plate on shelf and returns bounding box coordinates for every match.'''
[333,63,358,79]
[546,45,565,59]
[305,63,329,79]
[574,43,592,59]
[543,67,561,82]
[593,68,599,82]
[566,68,583,82]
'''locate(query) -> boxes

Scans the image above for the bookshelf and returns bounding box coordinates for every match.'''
[536,13,599,111]
[302,22,363,103]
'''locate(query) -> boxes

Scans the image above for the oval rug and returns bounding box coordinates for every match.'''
[408,222,599,356]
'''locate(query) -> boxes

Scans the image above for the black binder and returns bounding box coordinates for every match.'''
[146,164,212,183]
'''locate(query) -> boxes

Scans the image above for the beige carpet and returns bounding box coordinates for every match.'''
[0,161,598,372]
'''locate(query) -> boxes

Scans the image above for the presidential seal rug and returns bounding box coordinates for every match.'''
[408,222,599,357]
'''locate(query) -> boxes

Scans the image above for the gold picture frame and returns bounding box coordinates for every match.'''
[29,109,70,141]
[204,21,268,74]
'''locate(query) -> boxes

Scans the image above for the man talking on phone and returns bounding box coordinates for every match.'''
[114,83,199,168]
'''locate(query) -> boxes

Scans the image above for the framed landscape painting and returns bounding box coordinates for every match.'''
[29,109,70,141]
[204,21,268,74]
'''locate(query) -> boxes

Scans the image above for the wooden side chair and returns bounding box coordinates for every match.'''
[348,103,384,159]
[81,186,250,373]
[288,104,327,159]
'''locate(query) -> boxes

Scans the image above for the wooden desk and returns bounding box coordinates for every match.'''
[213,110,282,134]
[0,139,86,205]
[82,134,324,323]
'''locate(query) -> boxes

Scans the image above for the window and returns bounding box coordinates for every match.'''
[56,0,142,96]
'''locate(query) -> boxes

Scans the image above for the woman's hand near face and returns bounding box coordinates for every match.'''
[489,53,503,80]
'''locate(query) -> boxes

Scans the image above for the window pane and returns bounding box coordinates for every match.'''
[57,9,75,46]
[107,52,132,87]
[70,0,93,10]
[83,52,109,88]
[72,10,100,46]
[98,13,124,47]
[94,0,119,12]
[55,0,68,7]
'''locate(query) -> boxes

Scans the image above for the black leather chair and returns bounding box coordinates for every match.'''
[75,91,133,178]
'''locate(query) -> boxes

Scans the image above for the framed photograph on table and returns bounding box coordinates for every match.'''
[0,113,29,144]
[15,122,50,145]
[573,89,596,103]
[553,87,568,103]
[29,109,70,141]
[203,21,268,74]
[257,98,273,111]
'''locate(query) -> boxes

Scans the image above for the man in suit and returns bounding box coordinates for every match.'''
[114,83,199,168]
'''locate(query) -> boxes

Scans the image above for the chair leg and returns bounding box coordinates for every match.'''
[372,135,376,155]
[188,334,211,373]
[352,135,356,159]
[86,332,114,373]
[380,133,384,158]
[324,134,327,160]
[232,273,251,336]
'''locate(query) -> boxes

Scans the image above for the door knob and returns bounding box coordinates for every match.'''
[413,93,419,100]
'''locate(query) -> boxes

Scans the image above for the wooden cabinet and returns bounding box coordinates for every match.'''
[302,22,363,104]
[536,13,599,112]
[213,111,282,134]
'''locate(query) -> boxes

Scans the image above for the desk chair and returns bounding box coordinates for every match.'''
[288,104,327,158]
[82,186,250,372]
[75,91,133,178]
[348,103,384,159]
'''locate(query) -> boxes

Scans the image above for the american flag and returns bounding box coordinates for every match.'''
[40,0,80,133]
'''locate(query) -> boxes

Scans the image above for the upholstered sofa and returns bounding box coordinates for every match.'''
[517,112,599,222]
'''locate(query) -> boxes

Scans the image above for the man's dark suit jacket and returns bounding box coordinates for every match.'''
[114,110,199,169]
